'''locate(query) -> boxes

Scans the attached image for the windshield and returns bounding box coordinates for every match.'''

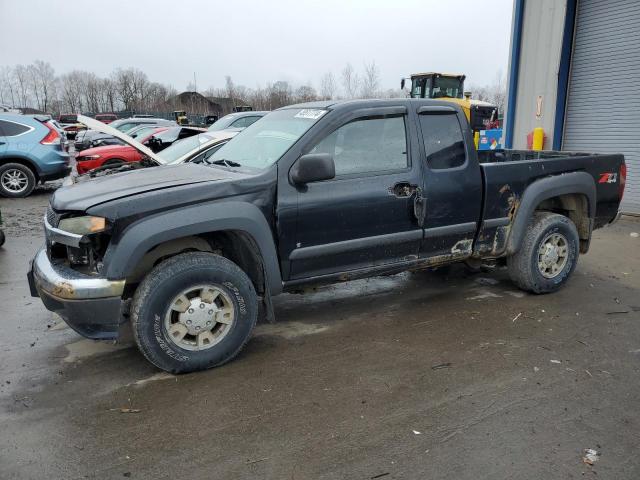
[159,133,213,163]
[59,114,77,123]
[129,125,158,138]
[208,108,325,169]
[115,122,137,132]
[207,114,239,131]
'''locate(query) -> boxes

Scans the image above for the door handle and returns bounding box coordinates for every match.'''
[390,181,418,198]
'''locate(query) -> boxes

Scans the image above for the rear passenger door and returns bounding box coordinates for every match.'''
[290,106,424,280]
[416,106,483,258]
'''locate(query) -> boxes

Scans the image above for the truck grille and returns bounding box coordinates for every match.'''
[46,205,61,227]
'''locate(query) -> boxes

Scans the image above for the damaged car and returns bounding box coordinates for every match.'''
[29,100,625,373]
[72,120,238,179]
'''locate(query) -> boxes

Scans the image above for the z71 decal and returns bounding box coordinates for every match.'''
[599,173,618,184]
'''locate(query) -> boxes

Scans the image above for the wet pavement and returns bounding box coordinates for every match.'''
[1,189,639,479]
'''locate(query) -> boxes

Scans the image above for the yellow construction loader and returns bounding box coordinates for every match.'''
[173,110,189,125]
[401,72,499,140]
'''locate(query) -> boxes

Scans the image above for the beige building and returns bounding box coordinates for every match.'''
[505,0,640,214]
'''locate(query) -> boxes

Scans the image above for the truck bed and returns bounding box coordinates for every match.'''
[473,149,625,257]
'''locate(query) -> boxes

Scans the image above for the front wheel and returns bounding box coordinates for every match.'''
[507,212,580,294]
[131,252,258,373]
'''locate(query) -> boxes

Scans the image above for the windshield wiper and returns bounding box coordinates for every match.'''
[208,158,241,167]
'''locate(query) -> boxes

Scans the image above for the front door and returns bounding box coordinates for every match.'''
[289,107,424,280]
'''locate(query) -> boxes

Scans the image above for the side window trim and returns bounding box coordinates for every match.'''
[417,111,469,172]
[0,119,35,138]
[307,112,411,181]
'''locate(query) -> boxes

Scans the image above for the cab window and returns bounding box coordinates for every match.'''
[310,115,408,176]
[419,113,466,169]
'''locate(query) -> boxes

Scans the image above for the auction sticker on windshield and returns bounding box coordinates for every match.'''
[294,109,326,120]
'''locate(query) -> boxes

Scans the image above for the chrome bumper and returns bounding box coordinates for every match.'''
[31,249,124,300]
[29,249,126,339]
[44,214,83,248]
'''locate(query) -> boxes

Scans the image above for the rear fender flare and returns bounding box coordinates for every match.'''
[101,201,283,295]
[506,171,596,255]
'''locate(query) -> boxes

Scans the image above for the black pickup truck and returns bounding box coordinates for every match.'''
[28,100,626,373]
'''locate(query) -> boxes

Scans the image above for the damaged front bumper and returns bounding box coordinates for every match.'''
[28,249,125,340]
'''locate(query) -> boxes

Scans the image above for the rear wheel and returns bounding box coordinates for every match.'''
[0,163,36,198]
[507,212,579,293]
[131,252,258,373]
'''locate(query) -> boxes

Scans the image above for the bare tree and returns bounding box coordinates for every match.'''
[295,85,317,103]
[99,77,118,112]
[32,61,56,112]
[319,71,337,100]
[0,66,17,107]
[13,65,30,108]
[0,57,419,116]
[341,63,359,99]
[58,71,87,112]
[469,70,507,114]
[225,76,236,105]
[360,61,380,98]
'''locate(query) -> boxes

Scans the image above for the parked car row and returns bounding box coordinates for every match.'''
[74,118,238,179]
[75,126,207,174]
[0,109,269,196]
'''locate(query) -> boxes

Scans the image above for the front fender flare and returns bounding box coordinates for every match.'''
[101,201,283,295]
[506,171,596,255]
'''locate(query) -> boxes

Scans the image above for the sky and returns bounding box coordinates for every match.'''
[0,0,514,92]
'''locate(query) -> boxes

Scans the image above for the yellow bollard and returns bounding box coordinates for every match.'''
[532,127,544,151]
[474,131,480,149]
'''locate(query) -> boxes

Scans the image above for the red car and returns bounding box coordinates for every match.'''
[75,127,167,174]
[95,113,118,124]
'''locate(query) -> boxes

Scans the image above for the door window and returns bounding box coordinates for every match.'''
[419,114,466,169]
[310,115,408,176]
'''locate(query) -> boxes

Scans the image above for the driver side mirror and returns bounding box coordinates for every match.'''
[290,153,335,185]
[400,78,406,90]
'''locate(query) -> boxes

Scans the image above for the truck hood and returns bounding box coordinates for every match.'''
[52,163,241,212]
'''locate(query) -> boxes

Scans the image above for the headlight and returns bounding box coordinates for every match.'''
[78,155,100,161]
[58,216,107,235]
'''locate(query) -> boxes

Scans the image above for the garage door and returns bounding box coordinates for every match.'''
[563,0,640,214]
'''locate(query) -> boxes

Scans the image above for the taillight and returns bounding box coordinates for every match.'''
[40,122,60,145]
[619,163,627,201]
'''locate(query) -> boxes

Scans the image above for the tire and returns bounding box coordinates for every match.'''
[0,163,36,198]
[0,229,5,247]
[507,212,579,294]
[131,252,258,373]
